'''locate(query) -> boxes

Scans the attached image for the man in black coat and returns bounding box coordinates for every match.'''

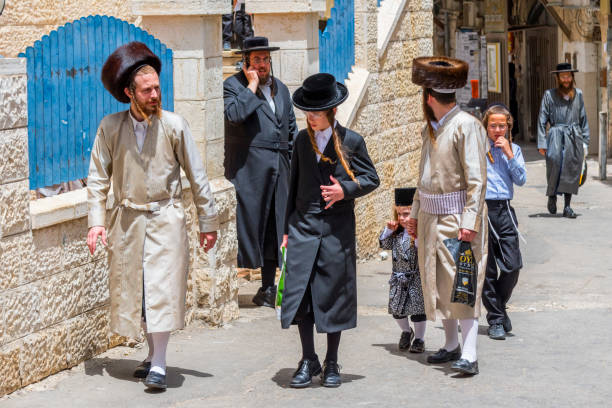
[223,36,298,307]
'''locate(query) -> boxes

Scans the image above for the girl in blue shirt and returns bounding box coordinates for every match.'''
[481,104,526,340]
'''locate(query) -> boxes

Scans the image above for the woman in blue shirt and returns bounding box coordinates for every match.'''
[481,104,526,340]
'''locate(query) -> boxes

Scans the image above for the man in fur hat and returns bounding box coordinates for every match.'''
[406,57,488,376]
[224,36,298,307]
[86,42,219,390]
[537,62,590,218]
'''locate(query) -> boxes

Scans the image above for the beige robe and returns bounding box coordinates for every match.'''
[88,110,219,338]
[410,108,488,321]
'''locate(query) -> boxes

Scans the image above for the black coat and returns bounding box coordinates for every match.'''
[280,125,380,333]
[223,72,298,268]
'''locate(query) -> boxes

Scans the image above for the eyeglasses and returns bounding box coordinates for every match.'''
[251,57,271,65]
[487,124,507,130]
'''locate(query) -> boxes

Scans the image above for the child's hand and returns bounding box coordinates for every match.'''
[387,220,399,231]
[494,136,514,159]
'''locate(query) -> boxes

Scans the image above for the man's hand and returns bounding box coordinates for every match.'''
[200,231,218,253]
[387,220,399,231]
[87,226,107,255]
[243,61,259,94]
[495,136,514,159]
[538,148,546,156]
[406,218,417,239]
[280,234,288,249]
[321,175,345,209]
[458,228,476,242]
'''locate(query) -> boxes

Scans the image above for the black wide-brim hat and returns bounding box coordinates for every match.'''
[234,36,280,54]
[101,42,162,103]
[551,62,578,73]
[411,56,468,90]
[292,73,349,111]
[395,188,416,206]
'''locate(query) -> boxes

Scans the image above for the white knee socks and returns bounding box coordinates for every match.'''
[442,319,459,351]
[150,331,170,375]
[459,318,478,363]
[141,319,154,363]
[396,317,412,333]
[413,321,426,341]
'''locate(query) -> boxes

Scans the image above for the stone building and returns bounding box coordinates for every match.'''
[0,0,431,395]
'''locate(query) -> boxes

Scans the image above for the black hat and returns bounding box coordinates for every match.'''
[412,56,468,90]
[551,62,578,73]
[101,42,162,103]
[292,73,349,111]
[395,188,416,206]
[235,36,280,54]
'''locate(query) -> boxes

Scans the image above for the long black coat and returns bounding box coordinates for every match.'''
[223,72,298,268]
[280,125,380,333]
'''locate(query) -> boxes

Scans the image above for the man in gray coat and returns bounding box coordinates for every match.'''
[223,36,298,307]
[537,62,589,218]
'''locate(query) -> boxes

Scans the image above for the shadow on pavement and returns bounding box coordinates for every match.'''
[84,358,213,389]
[271,368,365,389]
[528,213,579,218]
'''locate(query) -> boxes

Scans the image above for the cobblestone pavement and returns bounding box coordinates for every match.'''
[2,145,611,407]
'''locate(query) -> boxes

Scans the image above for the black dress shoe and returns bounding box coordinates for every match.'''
[144,371,167,390]
[547,196,557,215]
[488,323,506,340]
[426,346,461,364]
[409,338,425,353]
[133,361,151,378]
[321,360,341,388]
[290,358,322,388]
[563,206,577,218]
[252,286,276,308]
[503,316,512,333]
[451,359,479,375]
[398,330,414,350]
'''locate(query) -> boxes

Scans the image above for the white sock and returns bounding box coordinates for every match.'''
[459,318,478,363]
[442,319,459,351]
[413,321,426,340]
[141,319,154,363]
[396,317,412,333]
[150,331,170,375]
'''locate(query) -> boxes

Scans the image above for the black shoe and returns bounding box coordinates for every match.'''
[133,361,151,379]
[488,323,506,340]
[398,330,414,350]
[427,346,461,364]
[503,315,512,333]
[252,286,276,308]
[451,359,479,375]
[290,358,322,388]
[144,371,167,390]
[547,196,557,215]
[409,338,425,353]
[563,206,577,218]
[321,360,341,388]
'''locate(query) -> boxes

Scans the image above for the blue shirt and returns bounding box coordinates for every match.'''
[485,140,527,200]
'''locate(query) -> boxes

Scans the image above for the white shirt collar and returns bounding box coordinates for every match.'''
[129,110,148,131]
[314,121,337,161]
[431,105,459,131]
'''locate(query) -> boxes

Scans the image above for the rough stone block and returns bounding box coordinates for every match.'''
[210,178,237,224]
[20,324,68,387]
[40,268,83,328]
[0,75,27,131]
[1,284,42,341]
[77,259,110,314]
[410,11,433,39]
[31,224,63,279]
[0,232,33,290]
[204,98,224,142]
[0,128,28,184]
[203,56,223,100]
[174,58,204,101]
[0,341,21,396]
[0,0,132,26]
[61,217,91,270]
[66,308,109,367]
[175,100,206,144]
[205,139,225,179]
[0,180,31,238]
[280,50,307,86]
[196,220,237,269]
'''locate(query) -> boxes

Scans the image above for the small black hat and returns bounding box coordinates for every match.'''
[101,42,162,103]
[235,36,280,54]
[395,188,416,206]
[551,62,578,73]
[292,73,349,111]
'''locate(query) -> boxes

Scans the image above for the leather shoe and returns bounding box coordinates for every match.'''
[133,361,151,379]
[144,371,167,390]
[398,330,414,350]
[563,206,577,218]
[488,323,506,340]
[290,358,322,388]
[547,196,557,215]
[451,359,479,375]
[252,286,276,308]
[427,346,461,364]
[321,360,341,388]
[409,338,425,353]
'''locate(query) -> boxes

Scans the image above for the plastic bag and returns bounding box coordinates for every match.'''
[275,246,287,320]
[444,238,478,307]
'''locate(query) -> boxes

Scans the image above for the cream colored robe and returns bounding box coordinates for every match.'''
[410,108,488,320]
[88,110,219,338]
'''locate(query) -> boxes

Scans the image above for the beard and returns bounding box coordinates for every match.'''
[133,95,162,123]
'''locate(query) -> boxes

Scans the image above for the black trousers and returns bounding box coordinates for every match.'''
[482,200,523,326]
[222,4,254,48]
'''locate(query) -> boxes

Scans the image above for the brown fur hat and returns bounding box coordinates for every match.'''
[101,42,162,103]
[411,57,468,90]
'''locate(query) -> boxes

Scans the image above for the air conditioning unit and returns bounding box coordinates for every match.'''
[463,1,476,27]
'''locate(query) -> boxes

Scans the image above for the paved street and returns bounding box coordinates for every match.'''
[2,145,611,407]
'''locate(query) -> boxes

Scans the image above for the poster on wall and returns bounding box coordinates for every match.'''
[480,36,488,99]
[455,31,481,107]
[487,43,502,93]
